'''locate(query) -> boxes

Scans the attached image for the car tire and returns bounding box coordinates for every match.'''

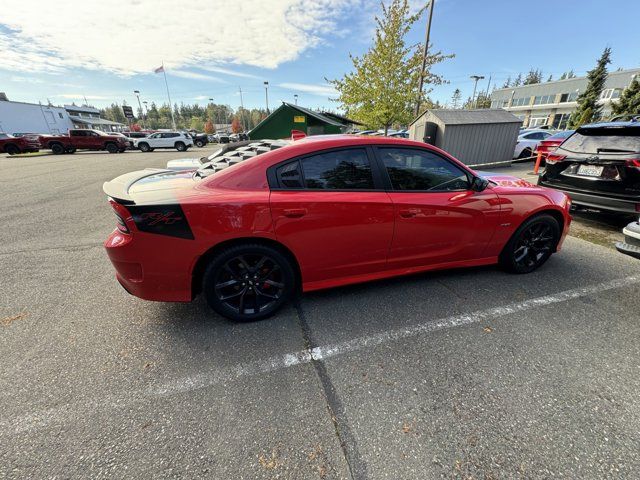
[5,144,20,155]
[518,147,532,159]
[202,244,296,322]
[65,147,76,154]
[50,143,65,155]
[499,214,560,274]
[106,143,119,154]
[138,142,151,152]
[195,140,204,148]
[175,141,186,151]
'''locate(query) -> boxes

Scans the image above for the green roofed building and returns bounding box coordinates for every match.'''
[249,102,360,139]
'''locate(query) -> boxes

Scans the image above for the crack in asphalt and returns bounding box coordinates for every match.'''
[294,299,368,480]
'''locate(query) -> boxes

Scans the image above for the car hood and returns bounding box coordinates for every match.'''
[476,171,536,189]
[103,168,197,205]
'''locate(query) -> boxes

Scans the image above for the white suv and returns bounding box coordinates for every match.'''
[134,132,193,152]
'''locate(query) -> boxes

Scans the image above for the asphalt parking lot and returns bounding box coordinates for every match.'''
[1,148,639,479]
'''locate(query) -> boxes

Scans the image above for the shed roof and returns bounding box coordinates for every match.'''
[320,111,365,126]
[69,115,124,126]
[410,108,522,126]
[281,102,344,127]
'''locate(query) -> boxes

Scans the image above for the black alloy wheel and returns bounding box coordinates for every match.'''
[500,214,560,273]
[50,143,65,154]
[5,144,20,155]
[195,139,204,147]
[518,147,532,159]
[203,244,295,321]
[106,143,119,153]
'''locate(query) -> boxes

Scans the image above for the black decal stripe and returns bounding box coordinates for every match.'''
[129,204,194,240]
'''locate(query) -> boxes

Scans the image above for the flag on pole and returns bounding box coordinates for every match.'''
[154,65,164,74]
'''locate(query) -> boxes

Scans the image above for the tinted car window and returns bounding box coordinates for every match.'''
[277,161,303,188]
[378,148,470,191]
[560,127,640,154]
[299,149,374,189]
[524,132,545,140]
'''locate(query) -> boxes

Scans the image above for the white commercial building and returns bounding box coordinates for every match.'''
[0,97,74,135]
[490,68,640,129]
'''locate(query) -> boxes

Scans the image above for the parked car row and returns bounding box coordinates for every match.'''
[0,128,220,155]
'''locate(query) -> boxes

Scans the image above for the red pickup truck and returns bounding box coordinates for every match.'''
[0,133,41,155]
[39,129,129,154]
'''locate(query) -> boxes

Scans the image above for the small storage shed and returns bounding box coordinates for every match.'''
[409,109,522,166]
[249,102,347,140]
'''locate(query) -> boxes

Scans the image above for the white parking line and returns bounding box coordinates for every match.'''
[150,274,640,399]
[4,274,639,435]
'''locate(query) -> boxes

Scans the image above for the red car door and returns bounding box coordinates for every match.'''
[374,146,501,269]
[270,147,394,288]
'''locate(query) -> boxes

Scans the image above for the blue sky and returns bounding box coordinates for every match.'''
[1,0,639,113]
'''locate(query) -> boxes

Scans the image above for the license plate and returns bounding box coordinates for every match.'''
[577,165,604,177]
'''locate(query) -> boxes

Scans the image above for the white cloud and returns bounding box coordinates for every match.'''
[278,82,338,96]
[10,76,43,84]
[200,65,260,79]
[53,94,110,100]
[170,70,225,82]
[0,0,359,75]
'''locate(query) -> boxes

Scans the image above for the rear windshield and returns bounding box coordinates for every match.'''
[561,127,640,154]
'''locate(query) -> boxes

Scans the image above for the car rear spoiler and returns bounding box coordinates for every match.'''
[103,168,171,205]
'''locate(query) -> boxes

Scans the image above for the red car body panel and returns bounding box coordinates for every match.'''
[40,129,128,151]
[104,136,572,302]
[0,135,40,154]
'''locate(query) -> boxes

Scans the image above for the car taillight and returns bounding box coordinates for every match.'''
[115,211,130,234]
[546,153,566,165]
[625,159,640,169]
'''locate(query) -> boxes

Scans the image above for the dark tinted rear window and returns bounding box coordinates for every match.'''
[562,127,640,154]
[300,149,374,189]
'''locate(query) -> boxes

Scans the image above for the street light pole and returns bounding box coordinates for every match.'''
[415,0,435,117]
[470,75,485,109]
[133,90,145,129]
[264,81,270,114]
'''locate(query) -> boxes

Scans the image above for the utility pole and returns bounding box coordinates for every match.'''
[415,0,435,117]
[264,81,270,114]
[294,94,298,105]
[239,87,246,132]
[470,75,485,109]
[133,90,145,129]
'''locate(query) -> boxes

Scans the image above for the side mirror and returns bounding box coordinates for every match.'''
[470,176,489,192]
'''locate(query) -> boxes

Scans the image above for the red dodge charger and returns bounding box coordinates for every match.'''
[104,135,571,321]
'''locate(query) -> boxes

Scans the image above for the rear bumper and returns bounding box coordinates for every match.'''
[616,221,640,259]
[104,230,193,302]
[538,181,639,214]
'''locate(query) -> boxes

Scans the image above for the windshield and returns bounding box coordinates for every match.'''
[561,127,640,154]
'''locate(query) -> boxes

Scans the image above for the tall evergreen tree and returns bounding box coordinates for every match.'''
[612,76,640,116]
[328,0,453,133]
[524,68,543,85]
[502,76,511,88]
[546,74,553,82]
[569,47,611,128]
[513,73,523,87]
[450,88,462,109]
